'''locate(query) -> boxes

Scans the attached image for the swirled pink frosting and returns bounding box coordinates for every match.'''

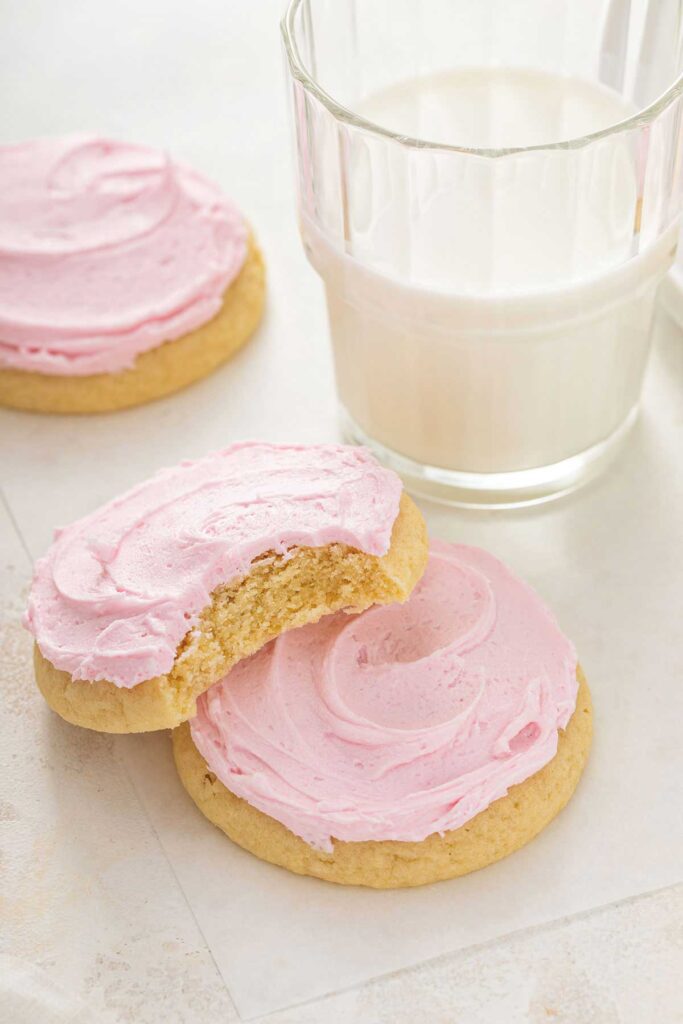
[191,540,578,850]
[24,443,402,687]
[0,135,247,375]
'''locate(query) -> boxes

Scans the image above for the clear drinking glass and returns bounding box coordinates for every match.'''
[282,0,683,507]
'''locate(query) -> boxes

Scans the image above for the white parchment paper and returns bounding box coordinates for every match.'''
[1,1,681,1020]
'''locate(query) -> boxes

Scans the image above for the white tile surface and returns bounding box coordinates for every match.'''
[1,0,682,1020]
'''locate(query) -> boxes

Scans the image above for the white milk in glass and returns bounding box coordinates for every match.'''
[303,68,675,482]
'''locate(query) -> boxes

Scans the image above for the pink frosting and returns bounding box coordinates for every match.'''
[0,135,247,375]
[191,540,578,850]
[24,443,402,687]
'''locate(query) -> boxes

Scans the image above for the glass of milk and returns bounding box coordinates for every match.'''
[282,0,683,506]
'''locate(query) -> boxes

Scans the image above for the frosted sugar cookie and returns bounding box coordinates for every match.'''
[0,136,264,412]
[175,540,591,887]
[26,443,427,732]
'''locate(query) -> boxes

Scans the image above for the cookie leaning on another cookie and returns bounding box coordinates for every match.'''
[0,135,265,413]
[26,443,428,733]
[175,540,592,887]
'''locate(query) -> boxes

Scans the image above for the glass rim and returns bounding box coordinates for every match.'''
[282,0,683,157]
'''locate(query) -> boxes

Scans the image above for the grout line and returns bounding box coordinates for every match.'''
[0,486,33,567]
[0,486,238,1017]
[249,882,682,1022]
[115,736,242,1021]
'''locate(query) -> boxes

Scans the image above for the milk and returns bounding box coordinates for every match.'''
[302,68,676,492]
